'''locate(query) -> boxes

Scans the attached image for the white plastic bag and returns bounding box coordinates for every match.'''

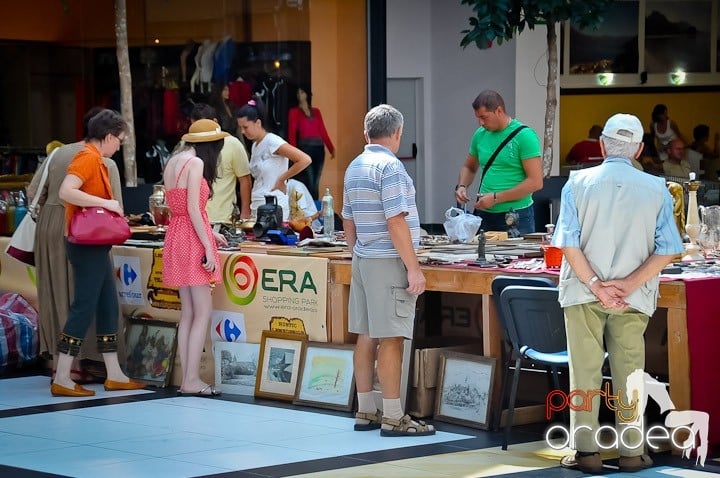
[443,207,482,243]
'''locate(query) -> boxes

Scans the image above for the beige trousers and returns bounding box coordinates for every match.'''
[564,302,649,456]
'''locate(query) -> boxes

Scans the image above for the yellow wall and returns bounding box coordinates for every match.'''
[560,92,720,166]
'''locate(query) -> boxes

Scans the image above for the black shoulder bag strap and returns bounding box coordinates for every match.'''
[479,125,528,186]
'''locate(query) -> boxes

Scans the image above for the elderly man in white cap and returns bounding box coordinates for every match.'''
[552,113,683,473]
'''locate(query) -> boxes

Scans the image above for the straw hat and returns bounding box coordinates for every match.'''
[181,119,230,143]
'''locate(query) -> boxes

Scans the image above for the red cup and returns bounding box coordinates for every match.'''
[542,245,563,269]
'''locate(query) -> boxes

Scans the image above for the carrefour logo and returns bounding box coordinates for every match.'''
[119,264,138,286]
[224,254,260,306]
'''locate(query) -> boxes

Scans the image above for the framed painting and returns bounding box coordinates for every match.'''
[294,342,355,411]
[124,317,178,387]
[254,330,308,401]
[214,341,260,396]
[434,351,497,429]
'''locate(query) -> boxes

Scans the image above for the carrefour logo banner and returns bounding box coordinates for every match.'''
[214,253,328,343]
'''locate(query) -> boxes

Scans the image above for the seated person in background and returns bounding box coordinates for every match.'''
[639,133,663,175]
[649,104,686,161]
[690,124,720,180]
[565,125,603,164]
[663,139,692,179]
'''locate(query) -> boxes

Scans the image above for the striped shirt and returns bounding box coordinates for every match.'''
[342,144,420,258]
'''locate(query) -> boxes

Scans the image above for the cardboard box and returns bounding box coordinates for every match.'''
[407,337,482,417]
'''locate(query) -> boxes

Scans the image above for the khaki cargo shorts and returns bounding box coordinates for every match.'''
[348,256,417,339]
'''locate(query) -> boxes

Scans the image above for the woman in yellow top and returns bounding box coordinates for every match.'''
[52,110,145,397]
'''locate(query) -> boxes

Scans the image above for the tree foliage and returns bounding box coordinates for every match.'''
[460,0,611,49]
[460,0,613,176]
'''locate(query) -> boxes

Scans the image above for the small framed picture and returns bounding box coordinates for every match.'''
[294,342,355,411]
[124,317,178,388]
[434,351,497,430]
[214,341,260,396]
[255,330,308,401]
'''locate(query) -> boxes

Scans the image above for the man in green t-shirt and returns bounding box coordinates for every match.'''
[454,90,543,236]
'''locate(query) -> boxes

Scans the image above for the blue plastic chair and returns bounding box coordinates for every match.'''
[498,284,568,450]
[490,276,557,433]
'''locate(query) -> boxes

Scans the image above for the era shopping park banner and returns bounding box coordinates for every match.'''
[111,246,329,343]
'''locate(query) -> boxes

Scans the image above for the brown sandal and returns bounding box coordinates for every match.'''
[380,414,435,437]
[354,409,382,431]
[560,452,603,474]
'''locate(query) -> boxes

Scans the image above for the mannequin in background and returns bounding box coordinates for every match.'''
[199,40,217,94]
[190,41,205,93]
[287,85,335,199]
[179,40,196,85]
[208,83,238,136]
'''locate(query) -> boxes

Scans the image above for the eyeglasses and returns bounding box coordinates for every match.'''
[113,134,126,145]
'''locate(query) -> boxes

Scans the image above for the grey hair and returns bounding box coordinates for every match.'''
[601,135,642,159]
[364,104,403,139]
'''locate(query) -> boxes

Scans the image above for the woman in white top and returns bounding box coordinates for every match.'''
[650,104,686,161]
[236,97,311,220]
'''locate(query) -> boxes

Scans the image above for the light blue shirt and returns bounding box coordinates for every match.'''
[342,144,420,258]
[552,157,684,315]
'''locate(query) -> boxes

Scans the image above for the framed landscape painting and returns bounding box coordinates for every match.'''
[294,342,355,411]
[434,352,497,429]
[214,341,260,396]
[254,330,308,401]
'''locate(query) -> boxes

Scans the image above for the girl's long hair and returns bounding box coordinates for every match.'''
[191,140,223,198]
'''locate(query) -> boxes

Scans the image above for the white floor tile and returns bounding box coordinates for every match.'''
[172,442,334,469]
[276,429,470,456]
[0,375,476,477]
[76,457,230,478]
[0,445,147,474]
[96,431,246,457]
[0,412,170,444]
[0,376,152,408]
[0,431,77,457]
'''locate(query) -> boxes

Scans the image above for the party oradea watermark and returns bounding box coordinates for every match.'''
[543,369,709,467]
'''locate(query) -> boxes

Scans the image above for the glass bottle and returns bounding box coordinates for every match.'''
[14,190,27,230]
[322,188,334,238]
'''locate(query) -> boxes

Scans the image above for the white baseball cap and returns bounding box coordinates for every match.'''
[602,113,644,143]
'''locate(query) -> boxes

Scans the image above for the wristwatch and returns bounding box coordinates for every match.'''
[454,184,467,191]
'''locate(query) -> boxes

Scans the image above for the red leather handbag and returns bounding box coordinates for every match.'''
[68,207,131,245]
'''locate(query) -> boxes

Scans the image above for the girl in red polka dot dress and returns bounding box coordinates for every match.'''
[163,119,228,396]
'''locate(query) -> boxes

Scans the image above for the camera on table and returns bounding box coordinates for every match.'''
[253,195,283,239]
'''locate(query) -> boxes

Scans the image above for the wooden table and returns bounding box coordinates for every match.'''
[327,260,690,412]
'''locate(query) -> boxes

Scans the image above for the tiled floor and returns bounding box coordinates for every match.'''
[1,374,718,477]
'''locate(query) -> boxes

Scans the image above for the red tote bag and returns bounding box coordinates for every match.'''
[67,207,131,245]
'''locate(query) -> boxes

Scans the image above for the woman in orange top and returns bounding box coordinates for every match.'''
[52,110,145,397]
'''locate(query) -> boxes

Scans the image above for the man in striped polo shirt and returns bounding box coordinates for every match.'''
[342,104,434,437]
